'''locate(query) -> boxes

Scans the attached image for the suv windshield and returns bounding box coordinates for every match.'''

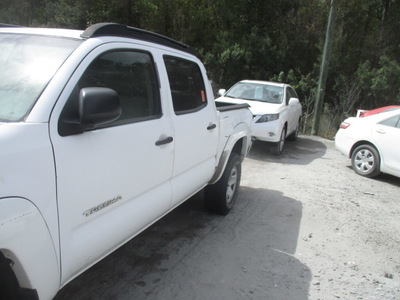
[225,82,283,104]
[0,33,82,121]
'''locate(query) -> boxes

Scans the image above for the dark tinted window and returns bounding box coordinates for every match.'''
[163,56,207,114]
[59,50,161,134]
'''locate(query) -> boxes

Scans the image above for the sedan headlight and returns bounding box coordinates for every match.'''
[255,113,279,123]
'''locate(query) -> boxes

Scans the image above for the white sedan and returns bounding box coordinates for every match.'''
[335,109,400,178]
[216,80,302,155]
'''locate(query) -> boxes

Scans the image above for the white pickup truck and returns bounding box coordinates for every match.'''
[0,23,252,300]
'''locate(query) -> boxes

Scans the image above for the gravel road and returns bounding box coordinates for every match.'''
[55,135,400,300]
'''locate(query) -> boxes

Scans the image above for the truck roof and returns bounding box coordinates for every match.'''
[0,22,197,56]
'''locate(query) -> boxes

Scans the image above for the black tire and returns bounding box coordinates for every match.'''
[351,144,381,178]
[269,126,286,155]
[204,153,241,215]
[0,253,20,300]
[287,119,300,141]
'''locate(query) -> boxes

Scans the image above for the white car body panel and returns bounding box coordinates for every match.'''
[0,25,253,299]
[0,198,59,300]
[335,110,400,178]
[371,123,400,174]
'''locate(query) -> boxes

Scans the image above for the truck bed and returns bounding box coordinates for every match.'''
[215,101,250,112]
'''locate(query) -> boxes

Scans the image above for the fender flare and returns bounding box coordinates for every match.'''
[209,122,252,184]
[0,197,60,300]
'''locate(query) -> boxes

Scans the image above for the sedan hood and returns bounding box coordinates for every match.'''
[216,96,281,115]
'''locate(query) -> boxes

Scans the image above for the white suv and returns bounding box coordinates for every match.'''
[217,80,302,155]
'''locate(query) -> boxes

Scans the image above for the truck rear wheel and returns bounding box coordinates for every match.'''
[204,153,241,215]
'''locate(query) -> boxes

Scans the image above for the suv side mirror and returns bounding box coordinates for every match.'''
[217,89,226,96]
[288,97,299,105]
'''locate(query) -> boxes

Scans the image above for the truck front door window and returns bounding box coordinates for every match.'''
[59,50,161,135]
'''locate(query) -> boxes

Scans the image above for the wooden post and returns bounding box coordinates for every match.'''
[311,0,338,135]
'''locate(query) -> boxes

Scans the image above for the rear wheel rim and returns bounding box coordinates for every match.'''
[354,149,375,173]
[226,165,238,203]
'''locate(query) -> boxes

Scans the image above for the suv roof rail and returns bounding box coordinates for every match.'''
[81,23,197,57]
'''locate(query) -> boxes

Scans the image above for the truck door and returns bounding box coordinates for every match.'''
[163,55,219,207]
[49,45,174,284]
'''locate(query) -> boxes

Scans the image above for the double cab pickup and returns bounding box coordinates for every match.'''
[0,23,252,300]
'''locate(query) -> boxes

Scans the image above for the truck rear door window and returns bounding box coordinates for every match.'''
[163,56,207,115]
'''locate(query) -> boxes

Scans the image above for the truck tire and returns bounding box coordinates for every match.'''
[0,253,20,300]
[204,153,241,215]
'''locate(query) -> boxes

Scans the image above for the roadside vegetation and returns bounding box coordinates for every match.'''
[2,0,400,138]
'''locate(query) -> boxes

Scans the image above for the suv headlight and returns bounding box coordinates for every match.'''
[256,114,279,123]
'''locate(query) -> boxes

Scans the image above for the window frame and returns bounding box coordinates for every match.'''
[58,48,162,135]
[163,55,208,116]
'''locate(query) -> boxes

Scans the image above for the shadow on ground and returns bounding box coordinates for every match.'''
[55,187,311,300]
[248,135,327,165]
[345,164,400,188]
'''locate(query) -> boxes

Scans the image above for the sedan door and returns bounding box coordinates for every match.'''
[372,114,400,173]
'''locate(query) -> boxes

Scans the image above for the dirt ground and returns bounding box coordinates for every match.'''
[54,135,400,300]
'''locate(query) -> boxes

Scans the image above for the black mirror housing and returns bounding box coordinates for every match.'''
[58,87,121,136]
[79,87,121,129]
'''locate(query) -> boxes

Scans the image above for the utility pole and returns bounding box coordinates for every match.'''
[311,0,338,135]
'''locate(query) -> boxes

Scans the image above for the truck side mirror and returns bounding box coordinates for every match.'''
[59,87,121,136]
[79,87,121,130]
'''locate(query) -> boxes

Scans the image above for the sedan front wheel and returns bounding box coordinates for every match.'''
[351,144,381,177]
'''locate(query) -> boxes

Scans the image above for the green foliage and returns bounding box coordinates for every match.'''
[2,0,400,137]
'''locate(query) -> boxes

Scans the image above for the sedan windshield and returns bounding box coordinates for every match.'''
[225,82,283,104]
[0,33,82,121]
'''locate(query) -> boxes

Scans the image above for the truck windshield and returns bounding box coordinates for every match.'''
[226,82,283,104]
[0,33,82,121]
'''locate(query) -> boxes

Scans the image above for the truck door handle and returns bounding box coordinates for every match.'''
[155,136,173,146]
[207,123,217,130]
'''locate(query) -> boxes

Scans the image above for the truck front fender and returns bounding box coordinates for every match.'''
[0,197,60,300]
